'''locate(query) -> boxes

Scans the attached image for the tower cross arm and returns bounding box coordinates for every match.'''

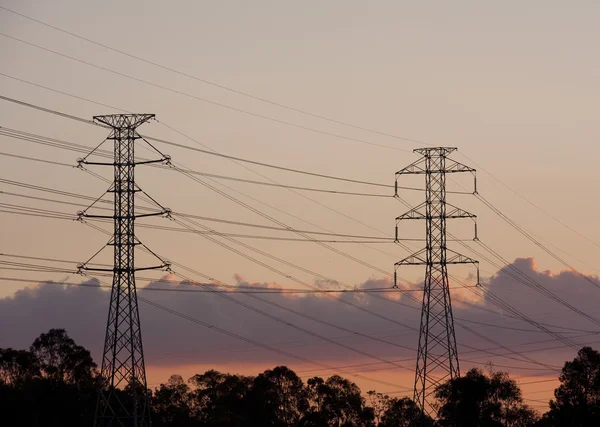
[446,249,478,266]
[396,202,427,221]
[445,203,477,219]
[93,113,155,129]
[394,248,427,266]
[395,157,427,176]
[444,158,476,174]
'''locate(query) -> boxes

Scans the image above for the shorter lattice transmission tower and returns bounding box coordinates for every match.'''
[77,114,171,427]
[394,147,479,422]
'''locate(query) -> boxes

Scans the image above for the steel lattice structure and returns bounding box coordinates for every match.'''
[77,114,170,427]
[394,147,479,423]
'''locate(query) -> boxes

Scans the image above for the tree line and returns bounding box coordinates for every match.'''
[1,328,599,426]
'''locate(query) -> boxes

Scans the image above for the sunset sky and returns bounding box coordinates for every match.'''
[1,0,600,414]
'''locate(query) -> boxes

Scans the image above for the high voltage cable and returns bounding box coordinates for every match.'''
[0,94,423,264]
[169,164,397,276]
[396,194,589,345]
[0,126,396,196]
[443,254,582,347]
[148,124,415,255]
[0,276,408,295]
[2,242,584,380]
[0,108,588,374]
[0,32,409,152]
[78,218,430,368]
[167,215,562,368]
[445,271,597,335]
[296,333,578,376]
[130,221,565,368]
[0,94,394,188]
[2,190,398,243]
[0,151,74,167]
[164,165,578,368]
[0,256,579,372]
[0,176,398,240]
[476,239,600,327]
[4,181,592,344]
[0,204,393,244]
[477,194,600,291]
[166,216,419,332]
[0,95,580,370]
[459,151,600,250]
[0,78,468,197]
[137,294,412,391]
[0,258,424,379]
[161,239,569,340]
[156,127,417,256]
[75,260,413,392]
[448,207,600,331]
[0,5,427,147]
[78,262,422,375]
[0,273,579,375]
[1,28,593,254]
[445,238,586,347]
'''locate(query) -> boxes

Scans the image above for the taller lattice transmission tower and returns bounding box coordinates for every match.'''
[77,114,170,427]
[394,147,478,422]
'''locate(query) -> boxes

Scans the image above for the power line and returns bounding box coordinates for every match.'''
[1,255,582,372]
[77,275,413,392]
[0,94,430,265]
[0,189,400,243]
[0,202,396,244]
[0,25,592,390]
[0,95,449,274]
[0,5,427,147]
[459,150,600,250]
[0,98,584,374]
[2,194,588,357]
[393,146,478,420]
[163,165,583,369]
[0,176,397,239]
[477,193,600,291]
[475,239,600,328]
[137,294,411,391]
[0,32,409,152]
[167,215,566,370]
[0,125,396,196]
[0,276,409,295]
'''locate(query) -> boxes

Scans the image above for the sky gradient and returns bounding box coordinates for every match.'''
[1,0,600,414]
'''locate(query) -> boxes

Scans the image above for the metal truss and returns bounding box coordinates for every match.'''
[394,147,478,423]
[77,114,170,427]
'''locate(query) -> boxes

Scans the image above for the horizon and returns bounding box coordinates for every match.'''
[2,1,600,424]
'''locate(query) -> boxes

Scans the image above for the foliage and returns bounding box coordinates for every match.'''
[435,368,538,427]
[538,346,600,427]
[5,327,599,426]
[0,329,97,426]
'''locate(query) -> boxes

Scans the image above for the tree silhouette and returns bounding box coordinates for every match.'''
[152,374,196,427]
[0,348,40,385]
[435,368,538,427]
[0,329,98,426]
[30,328,97,386]
[247,366,309,426]
[539,346,600,426]
[189,369,253,426]
[305,375,375,426]
[5,327,599,426]
[370,393,433,427]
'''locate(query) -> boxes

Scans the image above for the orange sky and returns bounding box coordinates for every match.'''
[1,0,599,414]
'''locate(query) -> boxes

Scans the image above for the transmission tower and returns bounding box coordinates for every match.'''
[394,147,479,422]
[77,114,171,427]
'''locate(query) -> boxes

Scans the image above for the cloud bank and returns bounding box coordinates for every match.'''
[1,258,599,379]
